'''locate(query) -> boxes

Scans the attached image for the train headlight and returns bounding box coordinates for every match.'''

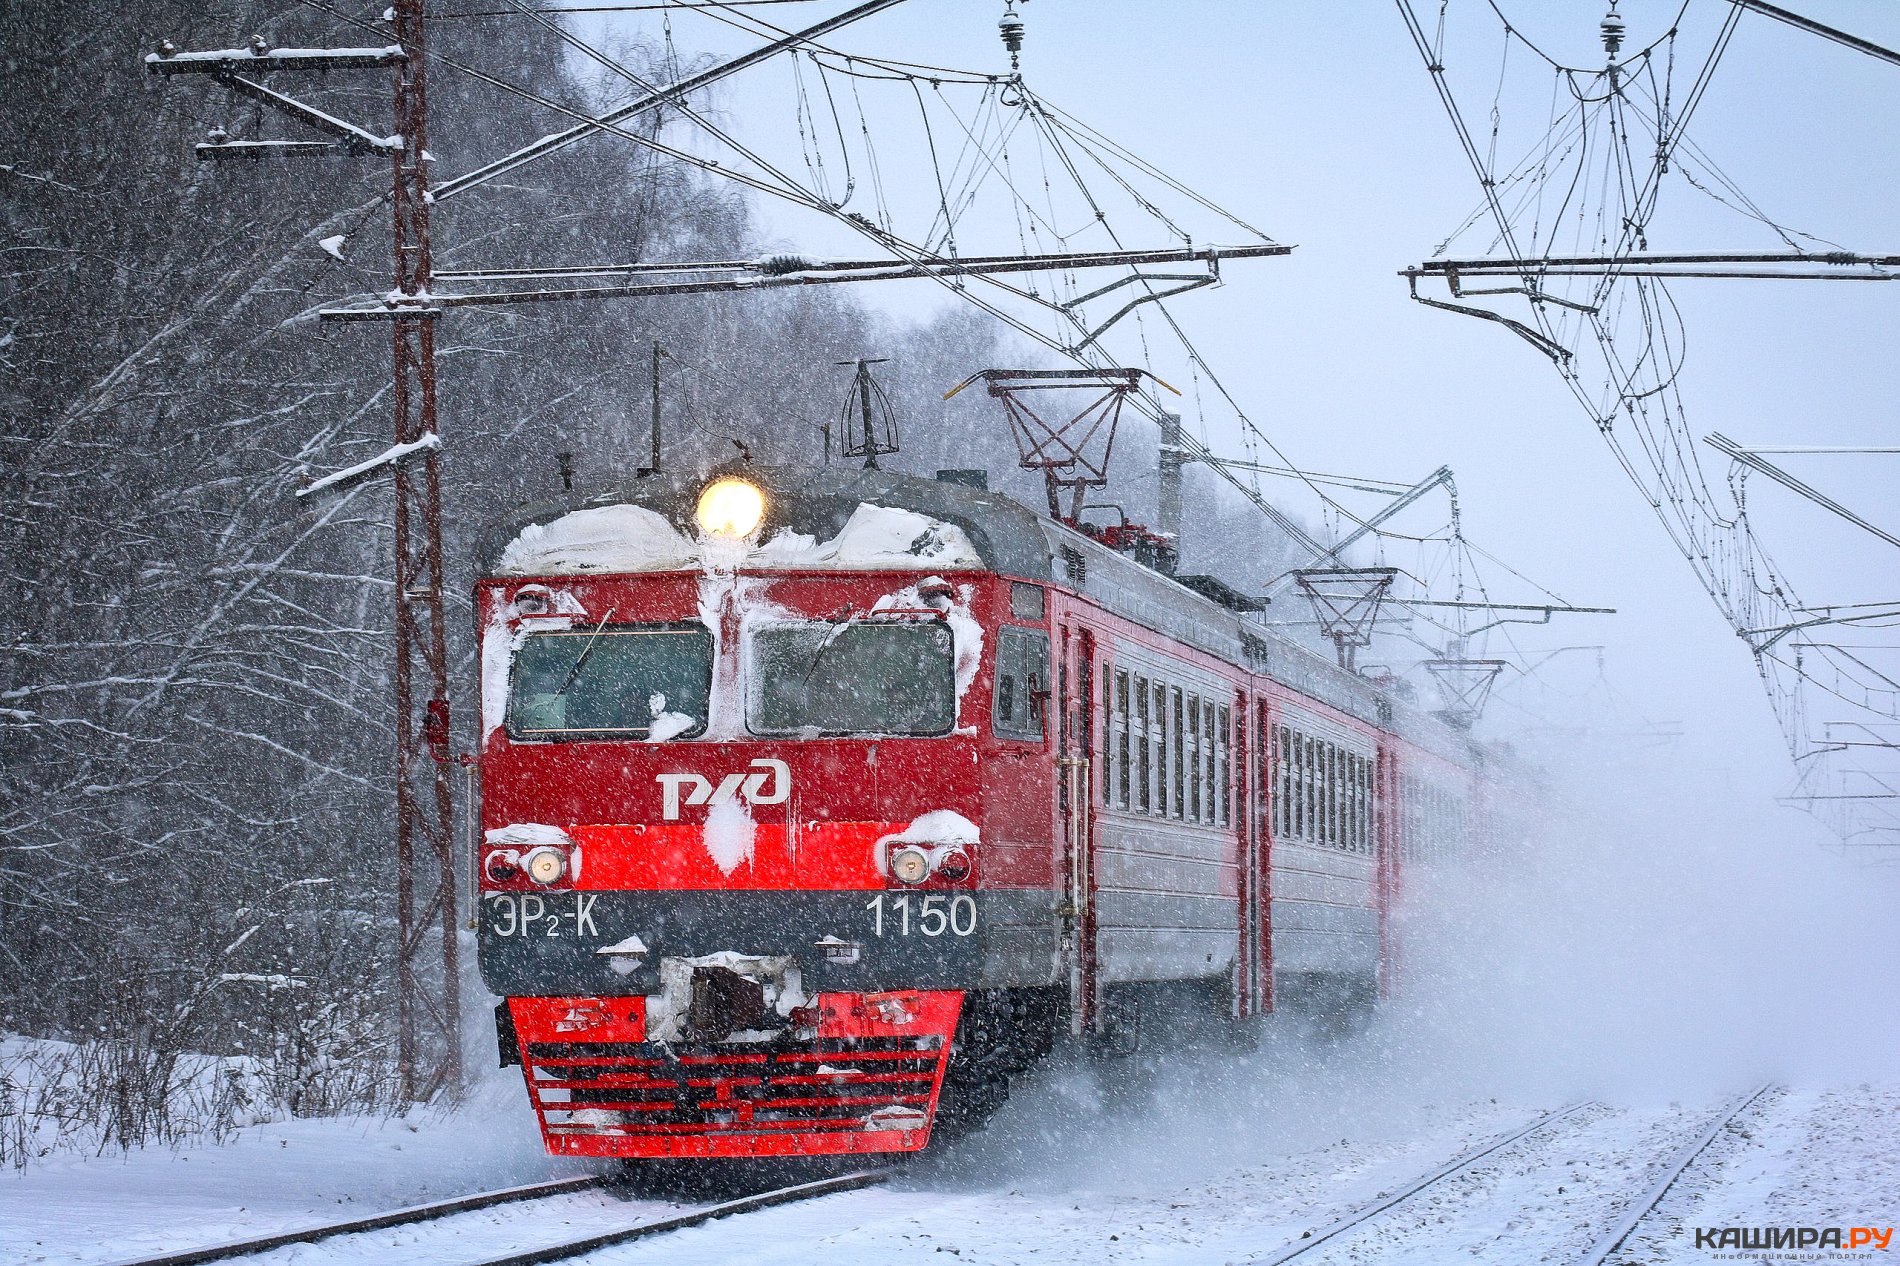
[887,845,931,886]
[483,850,522,883]
[931,845,971,882]
[521,845,568,886]
[695,477,765,540]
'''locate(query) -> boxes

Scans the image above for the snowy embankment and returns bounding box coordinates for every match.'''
[9,1020,1896,1265]
[0,1068,584,1265]
[6,1036,1899,1264]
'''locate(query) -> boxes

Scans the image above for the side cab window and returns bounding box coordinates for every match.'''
[993,626,1049,741]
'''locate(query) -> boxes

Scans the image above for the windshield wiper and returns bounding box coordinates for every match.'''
[552,606,617,698]
[799,608,859,689]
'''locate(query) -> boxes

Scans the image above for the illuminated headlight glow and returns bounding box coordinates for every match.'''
[521,845,568,886]
[695,477,766,540]
[887,845,931,886]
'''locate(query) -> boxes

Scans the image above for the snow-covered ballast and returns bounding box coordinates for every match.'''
[473,467,1056,1159]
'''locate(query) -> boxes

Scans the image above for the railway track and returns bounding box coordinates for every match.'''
[99,1168,891,1266]
[1239,1102,1594,1265]
[1239,1085,1776,1266]
[1574,1082,1775,1266]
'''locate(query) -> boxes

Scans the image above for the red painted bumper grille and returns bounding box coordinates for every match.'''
[508,991,964,1158]
[526,1036,944,1135]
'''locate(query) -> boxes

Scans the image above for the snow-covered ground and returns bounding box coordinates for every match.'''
[9,776,1896,1264]
[6,1032,1896,1266]
[0,1072,591,1265]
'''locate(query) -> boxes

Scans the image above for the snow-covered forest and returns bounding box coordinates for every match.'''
[0,0,1314,1162]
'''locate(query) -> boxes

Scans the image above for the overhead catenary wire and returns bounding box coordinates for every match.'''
[298,0,1548,682]
[1397,0,1898,838]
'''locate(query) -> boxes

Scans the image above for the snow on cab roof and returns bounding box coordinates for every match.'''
[477,465,1050,578]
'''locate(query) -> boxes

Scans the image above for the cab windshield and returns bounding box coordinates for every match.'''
[507,623,712,740]
[749,619,956,736]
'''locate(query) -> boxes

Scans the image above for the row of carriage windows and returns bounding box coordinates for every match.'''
[1400,774,1468,864]
[1099,668,1232,828]
[1271,725,1376,855]
[508,617,1470,858]
[1089,664,1472,860]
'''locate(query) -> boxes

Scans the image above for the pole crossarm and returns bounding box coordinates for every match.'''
[146,44,407,74]
[318,243,1290,320]
[1729,0,1900,69]
[1739,607,1900,653]
[1194,456,1415,497]
[429,0,908,202]
[1404,251,1900,282]
[1730,445,1900,455]
[1707,432,1900,551]
[215,74,403,155]
[197,139,341,160]
[1397,599,1617,614]
[1394,598,1615,637]
[295,433,442,500]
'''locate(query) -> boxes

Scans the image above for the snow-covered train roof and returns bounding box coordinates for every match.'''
[1038,515,1479,764]
[477,465,1051,579]
[478,464,1482,767]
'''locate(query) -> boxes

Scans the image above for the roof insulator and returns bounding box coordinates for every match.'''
[1601,6,1625,61]
[999,2,1025,71]
[757,254,814,276]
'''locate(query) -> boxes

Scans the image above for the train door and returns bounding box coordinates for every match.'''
[1246,696,1276,1016]
[1055,621,1099,1034]
[1376,744,1399,999]
[1234,690,1260,1017]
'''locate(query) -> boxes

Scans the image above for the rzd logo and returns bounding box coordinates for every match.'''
[656,758,790,821]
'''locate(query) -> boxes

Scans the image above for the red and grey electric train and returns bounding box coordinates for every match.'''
[474,463,1515,1161]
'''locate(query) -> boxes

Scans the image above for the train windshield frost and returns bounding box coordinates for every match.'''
[749,619,955,736]
[507,624,712,739]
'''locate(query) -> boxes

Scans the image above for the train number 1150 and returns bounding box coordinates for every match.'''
[865,892,977,937]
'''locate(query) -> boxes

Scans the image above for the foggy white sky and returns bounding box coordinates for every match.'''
[552,0,1900,849]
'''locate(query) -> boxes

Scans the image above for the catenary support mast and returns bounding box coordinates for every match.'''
[389,0,460,1104]
[145,2,461,1102]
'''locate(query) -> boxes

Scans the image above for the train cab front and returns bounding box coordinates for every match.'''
[473,469,1045,1160]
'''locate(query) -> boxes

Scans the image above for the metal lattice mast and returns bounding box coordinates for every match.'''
[145,5,461,1101]
[390,0,460,1103]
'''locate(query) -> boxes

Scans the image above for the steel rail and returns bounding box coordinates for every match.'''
[98,1168,892,1266]
[1574,1083,1776,1266]
[96,1174,606,1266]
[463,1169,894,1266]
[1236,1103,1592,1265]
